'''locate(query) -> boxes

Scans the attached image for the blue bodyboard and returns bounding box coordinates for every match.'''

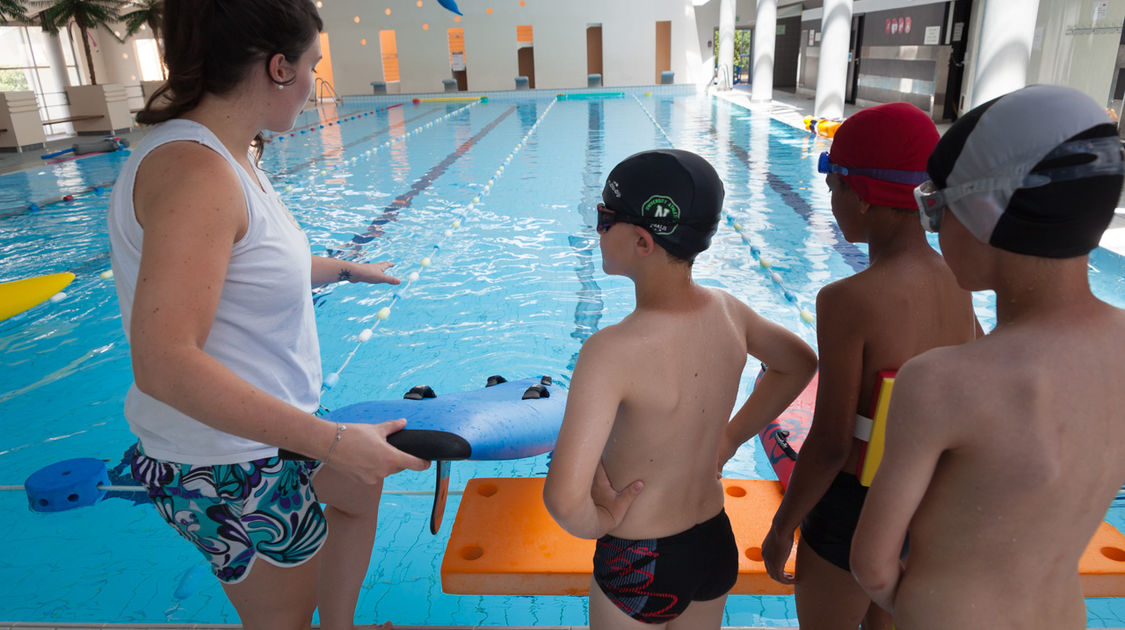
[323,377,566,461]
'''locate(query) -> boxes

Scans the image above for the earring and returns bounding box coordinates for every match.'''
[277,84,285,90]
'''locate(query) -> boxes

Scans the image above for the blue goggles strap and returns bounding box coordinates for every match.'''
[818,152,929,186]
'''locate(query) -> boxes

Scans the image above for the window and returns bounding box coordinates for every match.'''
[0,25,81,127]
[133,38,164,82]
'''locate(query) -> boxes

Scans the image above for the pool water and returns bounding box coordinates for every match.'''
[1,87,1123,626]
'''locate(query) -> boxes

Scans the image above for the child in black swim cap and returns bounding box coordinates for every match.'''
[918,83,1124,258]
[546,149,818,628]
[599,149,725,261]
[851,85,1125,628]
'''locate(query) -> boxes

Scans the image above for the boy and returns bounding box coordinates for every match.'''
[760,103,980,630]
[544,149,818,629]
[851,84,1125,629]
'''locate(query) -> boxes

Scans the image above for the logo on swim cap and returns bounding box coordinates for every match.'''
[641,195,679,235]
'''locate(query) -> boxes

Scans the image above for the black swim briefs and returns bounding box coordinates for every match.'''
[592,508,738,624]
[801,471,868,572]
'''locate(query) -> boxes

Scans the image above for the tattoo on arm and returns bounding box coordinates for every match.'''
[337,267,352,283]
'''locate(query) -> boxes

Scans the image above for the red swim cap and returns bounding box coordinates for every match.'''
[828,102,938,210]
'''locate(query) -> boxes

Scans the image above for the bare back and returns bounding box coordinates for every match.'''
[598,287,751,539]
[820,245,978,475]
[892,305,1125,629]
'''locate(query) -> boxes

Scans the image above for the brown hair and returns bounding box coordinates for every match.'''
[137,0,323,159]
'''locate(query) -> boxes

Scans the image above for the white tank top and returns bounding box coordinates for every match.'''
[108,119,321,464]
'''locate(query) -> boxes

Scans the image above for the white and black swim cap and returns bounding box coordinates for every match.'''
[926,84,1124,258]
[602,149,725,260]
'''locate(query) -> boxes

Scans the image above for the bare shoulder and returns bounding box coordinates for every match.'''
[576,322,642,366]
[816,274,874,312]
[815,274,877,336]
[711,286,757,319]
[133,141,245,230]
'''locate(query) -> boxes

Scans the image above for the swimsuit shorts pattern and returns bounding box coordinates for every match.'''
[593,509,738,624]
[131,445,327,584]
[801,471,867,572]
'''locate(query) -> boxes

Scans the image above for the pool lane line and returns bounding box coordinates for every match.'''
[670,97,868,274]
[265,103,405,143]
[274,103,467,179]
[266,108,379,142]
[631,95,816,329]
[5,180,116,218]
[324,103,515,261]
[320,100,557,392]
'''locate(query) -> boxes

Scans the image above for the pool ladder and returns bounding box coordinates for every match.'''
[313,78,343,107]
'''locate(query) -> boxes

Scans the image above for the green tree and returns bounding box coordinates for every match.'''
[39,0,122,85]
[0,0,30,23]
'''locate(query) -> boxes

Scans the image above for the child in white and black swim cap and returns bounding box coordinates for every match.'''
[600,149,725,261]
[917,84,1125,257]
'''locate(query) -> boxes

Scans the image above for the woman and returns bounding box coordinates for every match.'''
[107,1,429,628]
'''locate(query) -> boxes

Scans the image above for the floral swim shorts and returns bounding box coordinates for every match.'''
[131,445,326,584]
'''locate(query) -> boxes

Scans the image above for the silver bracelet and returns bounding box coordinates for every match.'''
[324,422,346,464]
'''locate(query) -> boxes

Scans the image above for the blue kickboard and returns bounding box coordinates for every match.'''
[323,377,566,461]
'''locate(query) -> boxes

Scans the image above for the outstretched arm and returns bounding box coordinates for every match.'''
[129,143,427,484]
[311,256,401,287]
[543,330,643,539]
[851,358,947,611]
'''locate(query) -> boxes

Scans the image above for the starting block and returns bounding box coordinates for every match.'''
[440,477,1125,598]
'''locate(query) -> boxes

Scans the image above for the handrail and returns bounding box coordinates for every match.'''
[314,77,342,107]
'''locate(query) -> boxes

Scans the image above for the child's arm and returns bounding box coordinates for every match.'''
[762,282,865,583]
[719,297,817,472]
[851,358,948,611]
[544,330,644,539]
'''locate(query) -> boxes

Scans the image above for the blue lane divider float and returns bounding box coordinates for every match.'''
[725,214,816,327]
[266,106,407,143]
[320,99,557,392]
[631,94,815,328]
[14,181,114,216]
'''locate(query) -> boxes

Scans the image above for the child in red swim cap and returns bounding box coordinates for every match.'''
[762,102,980,629]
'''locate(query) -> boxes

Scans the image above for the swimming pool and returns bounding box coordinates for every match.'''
[1,87,1123,626]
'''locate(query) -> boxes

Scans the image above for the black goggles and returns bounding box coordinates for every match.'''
[596,203,677,235]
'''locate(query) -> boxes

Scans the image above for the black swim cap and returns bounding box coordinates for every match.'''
[926,84,1124,258]
[601,149,725,260]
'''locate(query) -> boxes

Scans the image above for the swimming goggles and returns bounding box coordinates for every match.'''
[817,152,930,186]
[596,203,677,235]
[913,135,1125,233]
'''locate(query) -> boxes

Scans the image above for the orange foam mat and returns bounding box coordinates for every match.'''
[1083,521,1125,597]
[441,477,797,596]
[441,477,1125,597]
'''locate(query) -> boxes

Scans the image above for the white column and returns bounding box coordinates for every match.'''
[751,0,777,101]
[717,0,736,91]
[44,30,71,90]
[814,0,852,120]
[969,0,1039,108]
